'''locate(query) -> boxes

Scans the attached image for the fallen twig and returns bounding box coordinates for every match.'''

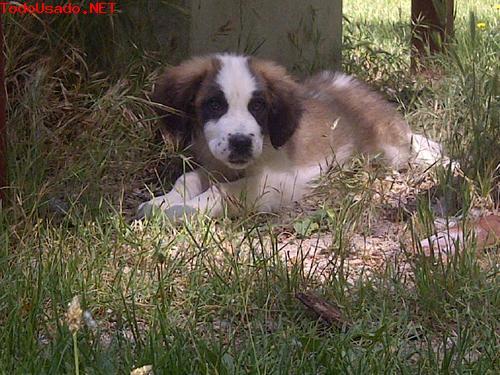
[296,292,348,329]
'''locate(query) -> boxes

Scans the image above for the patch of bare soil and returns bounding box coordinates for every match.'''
[125,163,498,284]
[275,166,498,283]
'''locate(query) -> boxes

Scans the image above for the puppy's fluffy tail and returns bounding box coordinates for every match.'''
[410,133,451,167]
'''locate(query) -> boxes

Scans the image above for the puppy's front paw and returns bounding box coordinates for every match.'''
[164,204,198,221]
[136,197,169,220]
[136,198,198,222]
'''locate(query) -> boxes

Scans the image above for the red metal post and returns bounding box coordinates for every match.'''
[0,16,5,202]
[411,0,454,70]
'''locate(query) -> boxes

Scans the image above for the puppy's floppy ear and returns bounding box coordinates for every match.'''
[151,56,215,148]
[250,59,303,149]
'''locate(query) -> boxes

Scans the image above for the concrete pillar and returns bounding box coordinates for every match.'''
[142,0,342,73]
[190,0,342,73]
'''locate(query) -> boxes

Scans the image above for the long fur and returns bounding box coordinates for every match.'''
[138,54,445,220]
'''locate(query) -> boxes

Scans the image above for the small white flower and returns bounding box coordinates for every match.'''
[130,365,154,375]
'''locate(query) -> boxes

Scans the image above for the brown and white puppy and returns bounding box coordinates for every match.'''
[137,53,443,220]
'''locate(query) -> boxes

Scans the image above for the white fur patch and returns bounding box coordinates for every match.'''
[331,73,354,89]
[216,54,256,107]
[258,165,323,211]
[411,134,444,166]
[204,54,263,169]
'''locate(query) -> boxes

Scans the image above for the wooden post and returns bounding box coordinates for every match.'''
[411,0,454,70]
[0,16,6,202]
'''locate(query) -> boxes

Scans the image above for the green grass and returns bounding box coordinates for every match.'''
[1,1,499,373]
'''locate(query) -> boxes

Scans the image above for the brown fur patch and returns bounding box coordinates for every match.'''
[303,73,411,158]
[151,56,220,149]
[249,58,304,148]
[285,72,412,167]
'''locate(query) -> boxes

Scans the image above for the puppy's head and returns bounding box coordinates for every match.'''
[152,54,302,170]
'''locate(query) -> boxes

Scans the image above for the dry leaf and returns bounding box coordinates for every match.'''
[419,214,500,256]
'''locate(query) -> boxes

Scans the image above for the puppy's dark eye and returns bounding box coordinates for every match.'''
[208,98,225,112]
[249,98,266,113]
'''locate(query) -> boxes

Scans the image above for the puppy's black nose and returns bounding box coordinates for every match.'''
[228,134,252,155]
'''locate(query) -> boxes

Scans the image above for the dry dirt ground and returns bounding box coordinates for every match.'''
[122,161,498,285]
